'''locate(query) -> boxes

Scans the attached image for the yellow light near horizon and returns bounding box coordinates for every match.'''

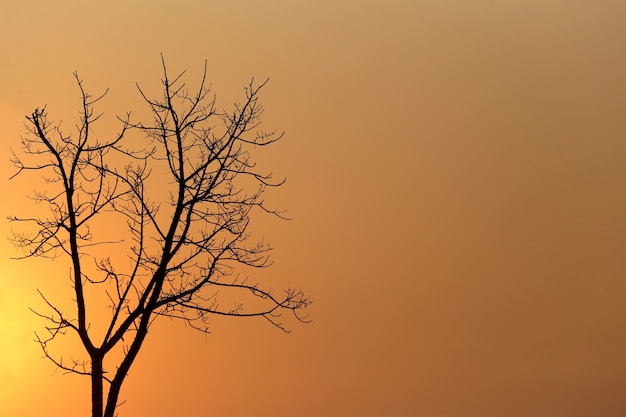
[0,265,35,376]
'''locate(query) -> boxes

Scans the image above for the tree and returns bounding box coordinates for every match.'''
[9,57,311,417]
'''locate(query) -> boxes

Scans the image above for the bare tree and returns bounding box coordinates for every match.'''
[9,57,310,417]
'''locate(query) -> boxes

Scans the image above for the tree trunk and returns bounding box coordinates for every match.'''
[91,353,104,417]
[103,324,149,417]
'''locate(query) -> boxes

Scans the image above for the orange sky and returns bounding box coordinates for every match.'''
[2,1,626,416]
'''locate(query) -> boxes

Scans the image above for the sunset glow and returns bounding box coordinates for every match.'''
[2,1,626,416]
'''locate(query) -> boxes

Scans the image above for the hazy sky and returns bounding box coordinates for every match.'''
[2,1,626,416]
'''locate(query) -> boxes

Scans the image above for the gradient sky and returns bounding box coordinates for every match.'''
[2,1,626,416]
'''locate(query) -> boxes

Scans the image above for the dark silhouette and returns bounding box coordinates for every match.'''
[9,56,310,417]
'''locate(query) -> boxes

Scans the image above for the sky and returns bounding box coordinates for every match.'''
[1,1,626,416]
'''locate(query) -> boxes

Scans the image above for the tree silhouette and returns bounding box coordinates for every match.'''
[9,57,310,417]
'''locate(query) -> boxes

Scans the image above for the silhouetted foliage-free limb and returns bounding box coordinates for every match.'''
[10,56,311,417]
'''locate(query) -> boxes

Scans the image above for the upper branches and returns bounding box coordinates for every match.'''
[9,74,139,260]
[123,57,309,332]
[9,59,311,380]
